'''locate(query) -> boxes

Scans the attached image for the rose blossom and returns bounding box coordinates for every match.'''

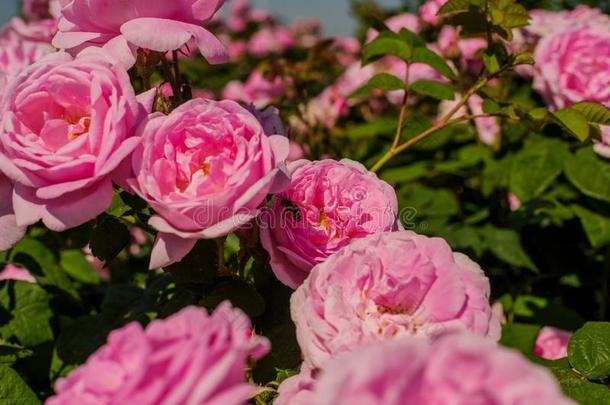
[437,26,487,74]
[365,13,421,43]
[0,17,56,43]
[260,159,398,289]
[419,0,447,25]
[0,264,35,283]
[533,24,610,110]
[291,231,500,368]
[438,93,500,146]
[52,0,228,69]
[125,98,289,269]
[0,175,26,251]
[47,303,270,405]
[526,6,609,40]
[293,334,575,405]
[534,326,572,361]
[0,50,153,233]
[248,26,296,58]
[23,0,62,21]
[222,70,285,109]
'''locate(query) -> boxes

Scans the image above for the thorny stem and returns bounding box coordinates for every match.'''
[370,76,489,173]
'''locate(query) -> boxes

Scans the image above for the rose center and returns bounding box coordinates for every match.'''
[67,116,91,141]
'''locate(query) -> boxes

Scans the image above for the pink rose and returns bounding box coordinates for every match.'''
[291,231,500,368]
[52,0,228,69]
[438,93,500,145]
[0,17,56,43]
[47,303,270,405]
[248,26,296,58]
[298,62,375,129]
[0,18,57,78]
[125,98,289,269]
[222,70,285,109]
[247,105,285,137]
[260,159,398,289]
[0,50,153,232]
[0,175,26,251]
[0,264,35,283]
[287,142,307,162]
[508,192,522,211]
[534,24,610,110]
[0,36,54,78]
[22,0,62,21]
[534,326,572,361]
[419,0,447,25]
[298,334,575,405]
[366,13,421,43]
[527,6,609,40]
[437,26,486,74]
[227,0,273,32]
[275,364,317,405]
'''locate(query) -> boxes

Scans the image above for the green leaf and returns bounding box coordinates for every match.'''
[60,249,100,284]
[483,43,509,74]
[201,279,265,318]
[553,108,590,142]
[9,238,78,300]
[500,323,542,355]
[0,282,54,347]
[568,322,610,380]
[56,315,111,365]
[438,0,477,15]
[411,47,457,80]
[397,28,426,48]
[570,102,610,125]
[351,73,405,98]
[552,366,610,405]
[0,343,33,366]
[106,191,131,217]
[571,205,610,249]
[505,295,584,331]
[90,216,130,261]
[564,149,610,203]
[363,34,412,65]
[380,162,429,184]
[164,240,216,284]
[399,184,460,218]
[512,53,535,66]
[344,117,396,140]
[0,365,41,405]
[509,138,569,202]
[480,225,537,272]
[409,80,455,100]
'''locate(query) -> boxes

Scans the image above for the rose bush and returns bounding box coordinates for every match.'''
[1,1,610,404]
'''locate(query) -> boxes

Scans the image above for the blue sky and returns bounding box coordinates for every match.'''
[0,0,404,36]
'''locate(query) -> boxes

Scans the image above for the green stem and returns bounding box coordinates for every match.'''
[370,77,489,173]
[391,63,411,150]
